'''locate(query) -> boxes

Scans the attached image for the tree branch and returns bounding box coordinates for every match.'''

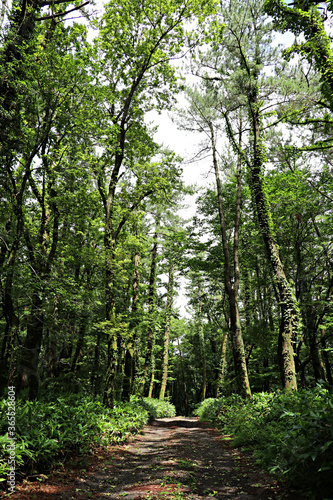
[35,1,89,21]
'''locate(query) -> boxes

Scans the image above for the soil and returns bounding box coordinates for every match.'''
[1,417,307,500]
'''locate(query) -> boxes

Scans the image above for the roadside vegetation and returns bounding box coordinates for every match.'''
[194,385,333,498]
[0,396,176,483]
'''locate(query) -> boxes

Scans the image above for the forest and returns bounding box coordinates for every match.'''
[0,0,333,497]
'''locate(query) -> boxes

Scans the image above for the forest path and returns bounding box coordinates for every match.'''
[8,417,305,500]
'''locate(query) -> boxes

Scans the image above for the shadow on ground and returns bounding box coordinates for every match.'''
[4,417,307,500]
[151,417,203,429]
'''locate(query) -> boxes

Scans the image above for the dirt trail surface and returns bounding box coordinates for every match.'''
[4,417,305,500]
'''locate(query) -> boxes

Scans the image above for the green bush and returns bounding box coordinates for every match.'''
[195,385,333,497]
[0,395,149,481]
[133,396,176,418]
[193,394,243,424]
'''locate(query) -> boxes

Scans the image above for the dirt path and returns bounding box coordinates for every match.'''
[5,417,305,500]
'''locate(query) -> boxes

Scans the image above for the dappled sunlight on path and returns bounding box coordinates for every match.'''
[3,417,306,500]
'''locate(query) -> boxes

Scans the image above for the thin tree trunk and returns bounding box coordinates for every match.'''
[209,120,251,399]
[177,336,188,415]
[159,263,174,400]
[123,250,140,400]
[71,322,86,373]
[216,331,228,397]
[92,328,101,397]
[148,352,155,398]
[305,309,326,382]
[139,218,159,394]
[321,328,333,385]
[197,282,207,401]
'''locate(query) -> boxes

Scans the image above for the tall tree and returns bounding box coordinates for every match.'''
[0,20,92,398]
[159,261,174,400]
[176,87,251,398]
[96,0,215,407]
[196,0,301,390]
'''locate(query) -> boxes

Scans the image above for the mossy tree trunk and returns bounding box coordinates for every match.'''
[249,108,298,391]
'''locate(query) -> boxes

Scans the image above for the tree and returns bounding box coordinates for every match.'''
[0,0,91,156]
[195,0,301,390]
[0,19,93,398]
[265,0,333,114]
[93,0,215,407]
[159,261,174,400]
[176,85,251,398]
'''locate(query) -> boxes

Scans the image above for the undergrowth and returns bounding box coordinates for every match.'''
[0,394,176,484]
[134,396,176,418]
[194,384,333,498]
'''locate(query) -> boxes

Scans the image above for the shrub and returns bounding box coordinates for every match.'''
[132,396,176,419]
[0,395,149,482]
[193,394,243,425]
[195,385,333,497]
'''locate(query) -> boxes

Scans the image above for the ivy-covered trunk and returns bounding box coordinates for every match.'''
[249,103,298,391]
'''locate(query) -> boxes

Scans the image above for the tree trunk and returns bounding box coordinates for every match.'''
[210,120,251,399]
[92,328,101,397]
[304,307,326,382]
[148,352,155,398]
[177,336,189,415]
[17,291,44,399]
[0,291,19,396]
[249,109,298,390]
[159,263,174,400]
[216,331,228,397]
[123,250,140,400]
[0,158,32,395]
[71,321,86,373]
[103,205,118,407]
[139,218,159,394]
[16,160,60,400]
[320,328,333,385]
[197,282,207,401]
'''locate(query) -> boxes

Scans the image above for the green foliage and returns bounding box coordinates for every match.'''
[193,395,243,423]
[195,386,333,496]
[0,395,149,479]
[264,0,333,112]
[133,396,176,418]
